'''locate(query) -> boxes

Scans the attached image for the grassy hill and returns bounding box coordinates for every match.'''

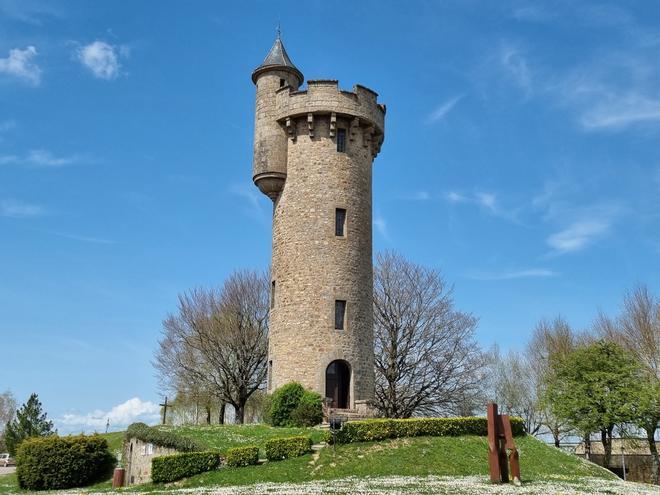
[1,424,657,495]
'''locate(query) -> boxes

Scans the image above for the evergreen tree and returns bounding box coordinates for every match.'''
[4,393,55,455]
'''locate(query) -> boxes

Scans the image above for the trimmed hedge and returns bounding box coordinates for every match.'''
[16,435,115,490]
[265,436,313,461]
[152,451,220,483]
[225,445,259,467]
[125,422,201,452]
[332,417,526,444]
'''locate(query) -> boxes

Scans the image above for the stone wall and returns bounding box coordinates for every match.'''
[268,112,378,406]
[122,437,177,486]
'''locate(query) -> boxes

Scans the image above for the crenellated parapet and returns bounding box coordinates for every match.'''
[274,80,385,157]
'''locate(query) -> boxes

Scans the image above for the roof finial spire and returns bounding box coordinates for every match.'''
[276,18,281,39]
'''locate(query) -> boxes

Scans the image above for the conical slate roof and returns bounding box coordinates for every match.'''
[252,35,304,84]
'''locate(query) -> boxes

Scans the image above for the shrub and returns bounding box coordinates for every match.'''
[225,446,259,467]
[16,435,115,490]
[151,451,220,483]
[125,422,201,452]
[269,382,305,427]
[265,435,313,461]
[290,395,323,427]
[332,417,525,444]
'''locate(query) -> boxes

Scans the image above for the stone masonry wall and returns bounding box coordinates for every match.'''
[268,113,377,405]
[122,437,177,486]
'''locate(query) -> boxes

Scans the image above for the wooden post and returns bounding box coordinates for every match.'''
[112,467,125,488]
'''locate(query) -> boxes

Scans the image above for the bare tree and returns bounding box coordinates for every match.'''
[595,285,660,483]
[373,251,484,418]
[154,270,269,424]
[487,347,542,435]
[528,317,576,447]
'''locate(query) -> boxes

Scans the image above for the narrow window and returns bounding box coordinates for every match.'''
[279,78,285,87]
[337,128,346,152]
[268,360,273,390]
[271,280,276,309]
[335,300,346,330]
[335,208,346,237]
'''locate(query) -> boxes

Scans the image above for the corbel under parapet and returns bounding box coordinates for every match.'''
[307,113,314,138]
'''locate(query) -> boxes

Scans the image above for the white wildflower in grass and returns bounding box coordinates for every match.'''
[9,476,657,495]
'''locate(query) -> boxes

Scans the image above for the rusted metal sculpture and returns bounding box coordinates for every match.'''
[487,402,521,485]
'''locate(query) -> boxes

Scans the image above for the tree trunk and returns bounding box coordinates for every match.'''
[218,402,226,425]
[205,406,211,425]
[601,427,613,470]
[647,426,659,485]
[584,435,591,461]
[235,403,245,424]
[552,425,560,448]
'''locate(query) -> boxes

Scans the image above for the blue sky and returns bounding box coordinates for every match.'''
[1,0,659,433]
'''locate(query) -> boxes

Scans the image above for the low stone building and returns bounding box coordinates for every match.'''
[122,437,177,486]
[575,438,659,484]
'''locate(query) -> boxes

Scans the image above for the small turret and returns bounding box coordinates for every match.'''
[252,34,304,85]
[252,34,303,200]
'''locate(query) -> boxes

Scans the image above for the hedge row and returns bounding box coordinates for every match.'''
[332,417,525,444]
[225,446,259,467]
[152,451,220,483]
[16,435,115,491]
[264,436,313,461]
[125,422,201,452]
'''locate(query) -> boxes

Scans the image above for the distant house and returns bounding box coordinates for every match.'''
[574,438,659,484]
[122,436,178,485]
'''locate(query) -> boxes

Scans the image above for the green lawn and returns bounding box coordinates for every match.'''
[141,424,326,457]
[0,426,636,495]
[167,434,613,490]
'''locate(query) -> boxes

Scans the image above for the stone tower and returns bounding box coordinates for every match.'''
[251,34,385,412]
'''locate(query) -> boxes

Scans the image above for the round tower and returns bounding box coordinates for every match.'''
[252,34,303,199]
[251,36,385,413]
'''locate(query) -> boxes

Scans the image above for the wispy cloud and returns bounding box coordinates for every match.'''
[46,231,116,244]
[58,397,160,434]
[544,201,625,255]
[77,41,127,80]
[426,95,463,124]
[399,191,433,201]
[0,149,85,167]
[547,219,611,253]
[500,44,533,96]
[229,183,267,221]
[0,120,16,132]
[445,191,468,203]
[374,213,390,241]
[444,190,520,222]
[467,268,559,281]
[0,0,63,25]
[0,46,41,86]
[580,94,660,130]
[0,199,46,218]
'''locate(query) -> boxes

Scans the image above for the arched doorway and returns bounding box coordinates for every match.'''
[326,360,350,409]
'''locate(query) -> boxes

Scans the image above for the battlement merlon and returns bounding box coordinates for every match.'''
[274,80,386,140]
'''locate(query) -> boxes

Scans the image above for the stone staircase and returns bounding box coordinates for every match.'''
[321,408,372,427]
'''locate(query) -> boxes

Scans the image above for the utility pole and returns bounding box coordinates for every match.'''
[159,396,169,425]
